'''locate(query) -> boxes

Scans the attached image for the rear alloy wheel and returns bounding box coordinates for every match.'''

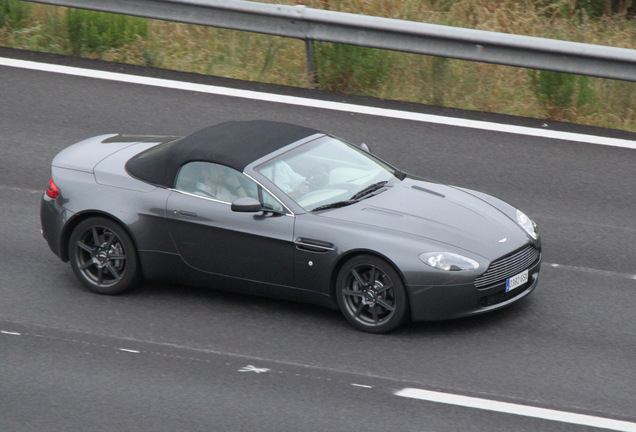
[336,255,409,333]
[69,217,139,295]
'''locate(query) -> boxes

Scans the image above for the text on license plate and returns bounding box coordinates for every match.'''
[506,270,529,292]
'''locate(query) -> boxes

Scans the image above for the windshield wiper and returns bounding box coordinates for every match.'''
[312,200,357,212]
[349,181,388,201]
[312,181,389,212]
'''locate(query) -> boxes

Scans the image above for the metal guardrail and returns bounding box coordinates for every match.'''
[25,0,636,82]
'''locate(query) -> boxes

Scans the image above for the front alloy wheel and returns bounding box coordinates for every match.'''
[68,217,139,295]
[336,255,408,333]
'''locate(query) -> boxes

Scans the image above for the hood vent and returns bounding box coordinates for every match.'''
[411,185,446,198]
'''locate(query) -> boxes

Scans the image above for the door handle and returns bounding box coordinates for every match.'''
[177,210,198,218]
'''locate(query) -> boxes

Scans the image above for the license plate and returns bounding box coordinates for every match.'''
[506,270,528,292]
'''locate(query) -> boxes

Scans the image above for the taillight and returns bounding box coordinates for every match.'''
[46,178,60,199]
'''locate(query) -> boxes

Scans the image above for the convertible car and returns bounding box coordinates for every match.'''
[41,120,541,333]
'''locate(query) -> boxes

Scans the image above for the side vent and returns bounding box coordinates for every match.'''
[295,238,335,253]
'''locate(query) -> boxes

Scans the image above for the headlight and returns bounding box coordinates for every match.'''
[516,210,539,240]
[419,252,480,271]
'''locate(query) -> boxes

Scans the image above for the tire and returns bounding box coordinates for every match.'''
[68,217,140,295]
[336,255,409,333]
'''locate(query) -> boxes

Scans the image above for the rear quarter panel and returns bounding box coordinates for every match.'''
[48,140,178,262]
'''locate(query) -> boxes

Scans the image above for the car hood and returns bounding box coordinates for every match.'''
[316,177,531,261]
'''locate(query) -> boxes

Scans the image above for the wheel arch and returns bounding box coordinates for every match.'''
[60,211,140,264]
[329,249,411,307]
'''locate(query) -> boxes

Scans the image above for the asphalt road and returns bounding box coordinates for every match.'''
[1,49,635,431]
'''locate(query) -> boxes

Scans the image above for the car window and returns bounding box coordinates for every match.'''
[256,136,398,211]
[175,162,285,212]
[260,188,285,212]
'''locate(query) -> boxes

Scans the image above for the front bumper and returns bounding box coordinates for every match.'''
[408,255,541,321]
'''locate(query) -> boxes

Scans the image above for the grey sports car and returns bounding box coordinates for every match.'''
[41,120,541,333]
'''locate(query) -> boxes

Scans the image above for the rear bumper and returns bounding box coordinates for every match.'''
[408,256,541,321]
[40,194,70,262]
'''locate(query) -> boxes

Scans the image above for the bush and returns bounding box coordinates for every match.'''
[65,8,147,56]
[529,69,594,118]
[312,42,393,95]
[0,0,30,29]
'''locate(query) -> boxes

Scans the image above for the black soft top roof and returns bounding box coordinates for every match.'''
[126,120,320,188]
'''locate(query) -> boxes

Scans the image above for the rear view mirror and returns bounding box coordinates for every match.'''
[360,143,371,153]
[231,197,262,213]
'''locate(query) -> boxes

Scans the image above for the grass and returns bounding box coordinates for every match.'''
[1,0,635,132]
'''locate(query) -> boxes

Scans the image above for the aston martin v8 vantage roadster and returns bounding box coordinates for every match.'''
[41,120,541,333]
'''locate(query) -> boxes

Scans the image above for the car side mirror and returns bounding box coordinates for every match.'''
[231,197,263,213]
[360,143,371,153]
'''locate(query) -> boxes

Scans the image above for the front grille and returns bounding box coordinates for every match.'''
[474,244,540,289]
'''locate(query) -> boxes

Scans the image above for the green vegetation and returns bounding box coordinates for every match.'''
[529,71,595,118]
[313,43,393,95]
[1,0,635,132]
[65,8,147,55]
[0,0,29,28]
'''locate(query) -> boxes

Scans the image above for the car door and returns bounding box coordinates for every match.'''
[166,162,295,287]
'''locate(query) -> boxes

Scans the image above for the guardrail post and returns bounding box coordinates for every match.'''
[305,38,317,85]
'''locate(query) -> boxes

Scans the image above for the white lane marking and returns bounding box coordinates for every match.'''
[352,383,373,388]
[546,262,636,281]
[1,330,22,336]
[395,388,636,432]
[238,365,270,373]
[0,184,41,194]
[1,57,635,150]
[119,348,141,353]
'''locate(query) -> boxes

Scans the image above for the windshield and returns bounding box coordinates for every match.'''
[256,136,401,211]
